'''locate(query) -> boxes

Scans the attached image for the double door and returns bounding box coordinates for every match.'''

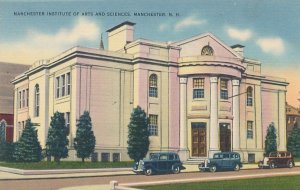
[191,123,207,157]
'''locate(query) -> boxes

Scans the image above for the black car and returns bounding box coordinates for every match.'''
[133,152,186,176]
[199,152,242,172]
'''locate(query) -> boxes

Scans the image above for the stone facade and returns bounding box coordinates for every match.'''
[12,22,288,162]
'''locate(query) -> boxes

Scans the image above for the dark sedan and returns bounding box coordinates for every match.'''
[133,152,186,176]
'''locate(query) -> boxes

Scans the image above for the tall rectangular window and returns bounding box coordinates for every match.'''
[19,91,22,108]
[61,75,65,97]
[22,90,25,108]
[148,114,158,136]
[56,77,60,98]
[66,72,71,95]
[26,89,29,107]
[220,79,228,99]
[247,121,253,139]
[193,78,205,99]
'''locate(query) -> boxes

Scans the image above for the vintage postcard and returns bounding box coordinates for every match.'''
[0,0,299,190]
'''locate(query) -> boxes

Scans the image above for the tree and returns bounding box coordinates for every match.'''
[287,122,300,156]
[46,111,69,163]
[12,119,42,162]
[264,122,277,155]
[74,111,96,162]
[127,106,150,162]
[0,121,6,160]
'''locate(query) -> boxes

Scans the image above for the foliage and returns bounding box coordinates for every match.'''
[46,112,69,163]
[287,122,300,156]
[74,111,96,162]
[264,122,277,155]
[127,106,150,162]
[0,120,5,142]
[12,119,42,162]
[0,161,134,170]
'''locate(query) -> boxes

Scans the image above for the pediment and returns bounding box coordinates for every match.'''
[173,33,243,60]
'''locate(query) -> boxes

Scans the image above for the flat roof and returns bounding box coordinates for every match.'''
[106,21,136,32]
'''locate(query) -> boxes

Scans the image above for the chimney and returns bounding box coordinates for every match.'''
[231,44,244,57]
[106,21,135,51]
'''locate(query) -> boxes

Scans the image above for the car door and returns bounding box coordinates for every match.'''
[222,153,231,169]
[157,154,168,172]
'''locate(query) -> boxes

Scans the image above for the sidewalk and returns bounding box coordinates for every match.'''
[0,163,262,180]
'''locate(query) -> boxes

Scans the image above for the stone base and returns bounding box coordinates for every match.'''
[178,149,190,161]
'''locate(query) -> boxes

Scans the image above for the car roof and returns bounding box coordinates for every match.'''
[151,152,177,155]
[215,152,240,154]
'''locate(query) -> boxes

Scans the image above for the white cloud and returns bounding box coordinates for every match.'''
[174,16,206,31]
[256,37,285,55]
[227,27,252,41]
[158,23,169,32]
[0,18,100,64]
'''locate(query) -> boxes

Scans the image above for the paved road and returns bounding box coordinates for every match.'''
[1,167,300,190]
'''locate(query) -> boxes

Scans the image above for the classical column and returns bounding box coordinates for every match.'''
[209,77,219,156]
[232,79,240,151]
[179,77,187,150]
[278,90,287,151]
[179,77,188,160]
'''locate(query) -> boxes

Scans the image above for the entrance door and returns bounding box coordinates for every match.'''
[191,122,207,157]
[220,123,231,152]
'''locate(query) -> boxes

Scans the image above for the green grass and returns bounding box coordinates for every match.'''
[294,157,300,162]
[138,175,300,190]
[0,161,134,170]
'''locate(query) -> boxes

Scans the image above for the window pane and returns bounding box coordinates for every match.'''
[149,115,158,136]
[149,74,158,97]
[220,79,228,100]
[61,75,65,97]
[67,73,71,95]
[193,78,204,99]
[56,77,60,98]
[247,121,253,139]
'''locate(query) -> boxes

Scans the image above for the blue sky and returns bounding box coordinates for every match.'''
[0,0,299,106]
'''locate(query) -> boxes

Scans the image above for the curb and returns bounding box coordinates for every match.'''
[0,166,131,175]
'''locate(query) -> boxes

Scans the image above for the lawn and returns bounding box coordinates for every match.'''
[0,161,134,170]
[138,175,300,190]
[294,157,300,162]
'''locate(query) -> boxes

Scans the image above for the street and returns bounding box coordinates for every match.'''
[1,167,300,190]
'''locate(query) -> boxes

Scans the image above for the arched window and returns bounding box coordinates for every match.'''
[35,84,40,117]
[201,45,214,56]
[247,86,253,106]
[149,74,158,97]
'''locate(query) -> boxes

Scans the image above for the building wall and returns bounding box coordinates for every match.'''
[12,25,288,162]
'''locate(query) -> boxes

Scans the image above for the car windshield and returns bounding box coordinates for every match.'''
[150,154,159,160]
[213,154,223,159]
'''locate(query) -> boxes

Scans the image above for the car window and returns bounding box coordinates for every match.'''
[223,154,229,159]
[150,154,159,160]
[269,152,277,157]
[159,154,168,160]
[169,154,175,160]
[279,152,286,157]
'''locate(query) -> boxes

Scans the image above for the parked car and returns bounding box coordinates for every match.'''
[133,152,186,176]
[258,151,294,169]
[199,152,242,172]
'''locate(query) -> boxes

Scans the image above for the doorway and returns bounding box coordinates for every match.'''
[219,123,231,152]
[191,122,207,157]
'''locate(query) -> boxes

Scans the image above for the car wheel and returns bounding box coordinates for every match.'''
[234,164,240,171]
[269,162,275,169]
[288,161,294,168]
[209,165,217,172]
[145,168,153,176]
[172,165,180,174]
